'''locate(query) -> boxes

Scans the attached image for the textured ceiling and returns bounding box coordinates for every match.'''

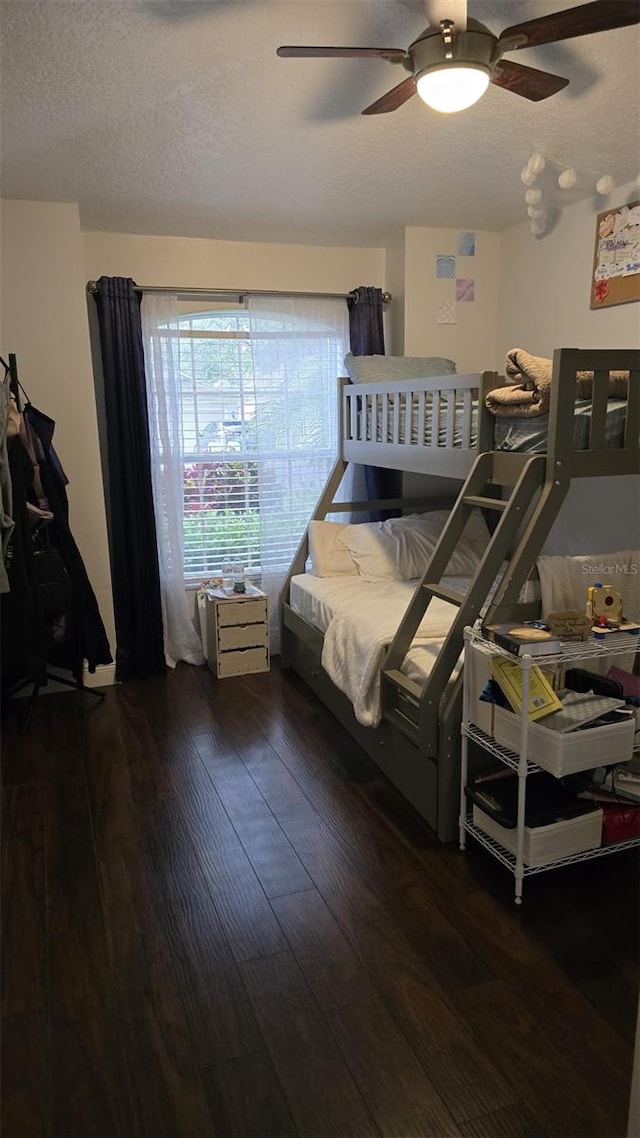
[1,0,638,246]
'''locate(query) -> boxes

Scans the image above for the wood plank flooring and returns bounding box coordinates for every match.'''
[2,662,638,1138]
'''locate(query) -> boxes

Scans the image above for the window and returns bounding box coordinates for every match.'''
[177,307,346,582]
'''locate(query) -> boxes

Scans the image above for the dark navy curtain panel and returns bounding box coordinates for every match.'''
[347,285,401,521]
[93,276,165,681]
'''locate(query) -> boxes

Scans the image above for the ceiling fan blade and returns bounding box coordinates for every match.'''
[423,0,467,31]
[276,45,407,61]
[362,76,417,114]
[491,59,569,101]
[498,0,640,51]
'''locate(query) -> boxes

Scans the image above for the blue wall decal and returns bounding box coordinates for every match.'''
[436,255,456,279]
[457,232,475,256]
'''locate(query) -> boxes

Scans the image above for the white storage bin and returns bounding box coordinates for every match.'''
[493,705,634,776]
[472,804,603,867]
[467,646,494,735]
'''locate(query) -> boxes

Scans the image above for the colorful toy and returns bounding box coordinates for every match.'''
[586,581,640,639]
[586,581,623,627]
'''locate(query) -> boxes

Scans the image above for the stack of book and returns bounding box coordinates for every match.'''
[481,621,561,657]
[489,656,629,732]
[489,656,561,721]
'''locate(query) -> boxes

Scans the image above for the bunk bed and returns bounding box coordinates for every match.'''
[280,348,640,841]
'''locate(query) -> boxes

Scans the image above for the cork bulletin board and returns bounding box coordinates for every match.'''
[590,200,640,309]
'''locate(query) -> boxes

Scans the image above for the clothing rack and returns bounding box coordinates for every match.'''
[87,282,392,304]
[1,351,106,733]
[0,352,22,410]
[7,667,106,734]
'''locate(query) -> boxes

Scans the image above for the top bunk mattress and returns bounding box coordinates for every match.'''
[365,391,478,449]
[360,392,628,456]
[493,398,628,454]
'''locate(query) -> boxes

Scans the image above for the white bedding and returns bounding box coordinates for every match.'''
[290,575,467,727]
[290,572,540,728]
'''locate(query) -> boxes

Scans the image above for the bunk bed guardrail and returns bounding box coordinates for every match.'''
[342,372,497,480]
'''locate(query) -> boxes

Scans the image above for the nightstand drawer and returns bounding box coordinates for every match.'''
[217,598,267,627]
[217,646,269,678]
[218,623,269,651]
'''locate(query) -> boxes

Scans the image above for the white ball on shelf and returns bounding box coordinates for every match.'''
[525,188,543,205]
[527,206,547,219]
[596,174,615,195]
[558,168,577,189]
[527,152,546,175]
[521,166,536,185]
[530,220,546,236]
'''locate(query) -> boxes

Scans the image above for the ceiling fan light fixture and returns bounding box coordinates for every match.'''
[416,63,490,113]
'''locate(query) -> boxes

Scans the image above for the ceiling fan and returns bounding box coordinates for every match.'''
[277,0,640,115]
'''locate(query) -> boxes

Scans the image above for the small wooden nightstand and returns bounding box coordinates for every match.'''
[203,588,269,678]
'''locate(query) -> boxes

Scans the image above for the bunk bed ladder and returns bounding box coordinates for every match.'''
[382,448,570,746]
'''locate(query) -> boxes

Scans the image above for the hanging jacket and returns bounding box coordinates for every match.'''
[0,367,15,592]
[23,403,112,677]
[1,435,47,683]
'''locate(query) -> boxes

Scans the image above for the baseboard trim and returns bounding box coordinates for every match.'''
[83,662,117,688]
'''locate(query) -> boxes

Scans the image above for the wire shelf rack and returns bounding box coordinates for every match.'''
[461,816,640,877]
[467,623,640,668]
[461,625,640,901]
[463,722,542,773]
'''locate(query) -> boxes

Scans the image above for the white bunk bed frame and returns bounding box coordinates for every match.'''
[281,348,640,841]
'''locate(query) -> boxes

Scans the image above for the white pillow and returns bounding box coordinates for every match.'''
[344,353,457,383]
[337,510,490,582]
[402,509,490,558]
[308,520,358,577]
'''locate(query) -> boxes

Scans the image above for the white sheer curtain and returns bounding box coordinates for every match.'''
[247,296,350,652]
[141,293,205,668]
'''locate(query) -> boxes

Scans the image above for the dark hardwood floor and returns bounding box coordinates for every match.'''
[2,662,638,1138]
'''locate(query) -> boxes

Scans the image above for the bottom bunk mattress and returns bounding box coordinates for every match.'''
[289,573,458,728]
[289,573,539,729]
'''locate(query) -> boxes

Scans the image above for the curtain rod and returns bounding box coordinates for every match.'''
[86,282,391,304]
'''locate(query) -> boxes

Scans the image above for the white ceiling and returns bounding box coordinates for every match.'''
[1,0,638,247]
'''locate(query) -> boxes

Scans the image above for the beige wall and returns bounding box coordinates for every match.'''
[0,200,4,348]
[497,181,640,360]
[403,226,501,372]
[82,231,385,298]
[1,200,116,669]
[384,234,406,356]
